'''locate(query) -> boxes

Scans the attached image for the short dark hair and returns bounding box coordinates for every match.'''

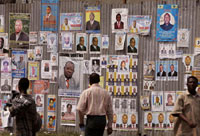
[67,104,72,108]
[18,78,29,93]
[116,13,121,18]
[47,6,51,10]
[89,73,100,85]
[187,76,198,84]
[0,37,4,49]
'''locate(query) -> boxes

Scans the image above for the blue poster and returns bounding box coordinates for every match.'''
[11,50,27,78]
[41,0,59,31]
[156,4,178,41]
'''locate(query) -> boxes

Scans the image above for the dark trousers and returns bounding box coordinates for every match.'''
[85,115,106,136]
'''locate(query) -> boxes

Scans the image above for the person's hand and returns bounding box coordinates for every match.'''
[188,121,197,128]
[107,127,112,135]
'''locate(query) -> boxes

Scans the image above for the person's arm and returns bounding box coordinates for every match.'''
[179,113,197,128]
[106,94,113,135]
[78,110,84,125]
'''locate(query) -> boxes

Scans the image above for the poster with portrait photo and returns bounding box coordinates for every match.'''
[107,55,118,72]
[47,32,57,53]
[112,8,128,33]
[143,81,155,91]
[182,54,193,73]
[85,6,100,33]
[143,61,155,81]
[38,111,44,128]
[61,97,77,126]
[107,85,114,96]
[127,111,138,130]
[9,13,30,48]
[177,29,189,47]
[12,78,20,92]
[159,43,168,59]
[154,112,166,130]
[115,86,122,96]
[151,91,164,111]
[90,57,101,75]
[155,61,167,81]
[168,60,178,81]
[89,34,101,54]
[28,62,39,80]
[29,31,37,45]
[11,50,27,78]
[144,112,154,129]
[164,91,175,111]
[128,98,136,112]
[128,15,152,35]
[118,56,129,73]
[33,80,49,94]
[50,53,58,66]
[115,33,125,51]
[130,57,138,72]
[76,33,88,53]
[130,86,137,96]
[35,94,44,111]
[47,94,56,112]
[39,31,50,45]
[60,13,82,31]
[140,96,150,110]
[0,15,4,32]
[1,78,11,94]
[47,112,56,131]
[167,43,176,59]
[194,37,200,55]
[156,4,178,41]
[82,60,90,74]
[58,56,82,97]
[41,60,52,79]
[41,0,59,31]
[127,34,139,55]
[0,33,8,53]
[34,46,43,60]
[50,70,57,83]
[112,112,120,130]
[100,55,108,68]
[61,32,73,51]
[166,112,175,130]
[102,35,109,49]
[27,49,34,61]
[1,58,11,77]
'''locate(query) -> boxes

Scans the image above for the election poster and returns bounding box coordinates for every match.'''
[60,13,82,31]
[61,32,73,51]
[1,58,11,77]
[12,78,20,92]
[115,33,125,51]
[151,91,164,111]
[29,31,38,45]
[155,60,167,81]
[41,0,59,31]
[35,46,43,60]
[182,54,193,73]
[9,13,30,47]
[166,112,175,130]
[90,57,101,75]
[61,97,77,126]
[143,61,155,81]
[177,29,189,47]
[85,6,100,33]
[0,15,4,32]
[27,49,35,61]
[1,78,11,94]
[39,31,50,45]
[127,34,139,55]
[76,33,88,53]
[28,62,39,80]
[168,60,178,81]
[128,15,152,35]
[0,33,9,52]
[154,112,166,130]
[11,50,27,78]
[33,80,49,94]
[41,60,52,79]
[89,33,101,54]
[164,91,175,111]
[144,112,153,130]
[194,37,200,55]
[47,112,56,131]
[50,70,57,83]
[35,94,44,112]
[102,35,109,49]
[47,32,57,53]
[112,8,128,33]
[50,53,58,66]
[140,96,150,110]
[58,56,83,97]
[48,95,56,112]
[156,4,178,41]
[117,56,129,73]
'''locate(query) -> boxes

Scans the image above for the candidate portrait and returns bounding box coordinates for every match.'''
[160,13,174,31]
[86,12,100,31]
[114,13,124,29]
[76,36,86,52]
[10,19,29,42]
[43,6,56,29]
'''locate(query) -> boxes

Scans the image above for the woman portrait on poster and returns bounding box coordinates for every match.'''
[36,95,43,107]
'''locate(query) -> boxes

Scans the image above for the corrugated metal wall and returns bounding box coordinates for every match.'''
[0,0,199,135]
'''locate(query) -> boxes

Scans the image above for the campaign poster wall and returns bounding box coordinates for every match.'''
[60,13,82,31]
[85,6,100,33]
[41,0,59,31]
[11,50,27,78]
[156,4,178,41]
[9,13,30,47]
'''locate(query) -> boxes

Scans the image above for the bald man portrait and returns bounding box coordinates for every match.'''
[10,19,29,41]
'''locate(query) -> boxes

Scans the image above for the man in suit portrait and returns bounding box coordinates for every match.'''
[160,13,174,31]
[77,37,86,51]
[10,20,29,42]
[145,112,154,128]
[128,38,137,53]
[114,13,124,29]
[1,79,11,91]
[59,61,79,90]
[157,64,166,77]
[12,55,25,70]
[86,12,100,31]
[43,6,56,29]
[90,37,100,52]
[156,113,166,128]
[168,64,177,76]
